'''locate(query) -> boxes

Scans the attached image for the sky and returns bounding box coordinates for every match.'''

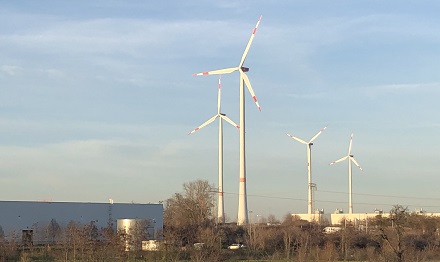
[1,0,440,222]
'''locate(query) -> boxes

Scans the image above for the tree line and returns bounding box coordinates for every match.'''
[163,180,440,262]
[2,179,440,261]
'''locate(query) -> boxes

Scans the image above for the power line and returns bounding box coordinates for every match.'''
[223,190,440,203]
[219,190,440,210]
[317,189,440,201]
[221,191,308,202]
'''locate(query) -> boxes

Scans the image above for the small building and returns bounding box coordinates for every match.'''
[142,240,160,251]
[323,226,341,234]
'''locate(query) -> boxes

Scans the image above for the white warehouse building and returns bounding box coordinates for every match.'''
[292,208,440,225]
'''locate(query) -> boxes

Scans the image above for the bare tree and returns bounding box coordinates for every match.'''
[100,224,123,259]
[47,218,61,244]
[267,214,280,225]
[0,225,4,240]
[374,205,409,262]
[164,180,215,247]
[281,214,300,260]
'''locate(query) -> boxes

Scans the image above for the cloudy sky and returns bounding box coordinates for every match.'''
[1,1,440,221]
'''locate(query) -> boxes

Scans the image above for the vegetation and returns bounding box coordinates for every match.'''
[4,180,440,261]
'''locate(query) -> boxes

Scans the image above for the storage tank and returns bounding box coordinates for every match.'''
[117,219,152,251]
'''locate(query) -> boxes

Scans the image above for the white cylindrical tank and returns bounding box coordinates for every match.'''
[117,219,151,251]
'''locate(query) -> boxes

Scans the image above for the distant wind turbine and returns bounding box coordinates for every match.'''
[188,76,239,224]
[287,126,327,217]
[193,16,263,225]
[329,133,363,214]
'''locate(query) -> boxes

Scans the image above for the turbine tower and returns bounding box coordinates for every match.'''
[287,126,327,218]
[193,16,263,225]
[188,76,239,224]
[329,133,363,214]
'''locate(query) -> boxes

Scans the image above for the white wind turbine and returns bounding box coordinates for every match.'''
[287,126,327,218]
[193,16,262,225]
[329,133,363,214]
[188,76,239,224]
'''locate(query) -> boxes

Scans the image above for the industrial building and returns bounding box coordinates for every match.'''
[0,200,163,244]
[292,208,440,226]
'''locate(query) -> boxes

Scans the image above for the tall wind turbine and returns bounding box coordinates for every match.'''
[188,76,239,224]
[193,16,262,225]
[287,126,327,217]
[329,133,363,214]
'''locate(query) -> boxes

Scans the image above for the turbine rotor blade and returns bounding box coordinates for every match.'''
[309,126,327,143]
[241,71,261,111]
[220,115,240,129]
[188,115,218,135]
[350,157,363,171]
[193,67,238,76]
[217,76,221,114]
[286,134,307,144]
[239,15,262,67]
[329,156,348,165]
[348,132,354,155]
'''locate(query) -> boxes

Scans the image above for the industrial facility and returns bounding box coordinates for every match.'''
[0,200,163,245]
[292,208,440,226]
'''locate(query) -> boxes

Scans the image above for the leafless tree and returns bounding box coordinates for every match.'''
[164,179,215,247]
[280,213,300,260]
[374,205,409,262]
[47,218,61,244]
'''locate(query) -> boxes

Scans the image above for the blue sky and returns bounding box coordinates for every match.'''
[1,0,440,221]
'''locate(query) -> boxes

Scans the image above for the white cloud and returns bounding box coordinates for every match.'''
[0,17,234,58]
[363,82,440,96]
[285,92,328,99]
[0,137,194,201]
[37,69,65,78]
[0,65,22,76]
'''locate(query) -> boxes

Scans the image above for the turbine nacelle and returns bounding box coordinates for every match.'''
[241,67,249,72]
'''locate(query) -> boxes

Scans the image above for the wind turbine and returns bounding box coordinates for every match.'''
[287,126,327,218]
[188,76,239,224]
[329,133,363,214]
[193,16,262,225]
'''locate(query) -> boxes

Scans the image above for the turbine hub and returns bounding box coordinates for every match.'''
[241,67,249,72]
